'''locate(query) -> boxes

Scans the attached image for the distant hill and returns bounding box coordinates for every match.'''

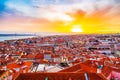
[0,34,36,36]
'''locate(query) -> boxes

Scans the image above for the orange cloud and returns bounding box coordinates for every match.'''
[0,2,120,33]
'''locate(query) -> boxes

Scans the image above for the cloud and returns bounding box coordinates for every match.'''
[114,0,120,3]
[0,0,120,33]
[4,1,74,22]
[2,0,120,24]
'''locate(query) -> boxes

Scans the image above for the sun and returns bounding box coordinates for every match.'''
[71,25,83,33]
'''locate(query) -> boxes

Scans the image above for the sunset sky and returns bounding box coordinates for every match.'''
[0,0,120,33]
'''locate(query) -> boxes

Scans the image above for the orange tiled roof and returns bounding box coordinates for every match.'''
[15,72,107,80]
[39,60,48,64]
[59,63,81,72]
[35,54,44,59]
[7,62,32,68]
[26,54,35,59]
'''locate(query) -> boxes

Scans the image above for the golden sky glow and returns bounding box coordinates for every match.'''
[0,0,120,34]
[71,25,83,33]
